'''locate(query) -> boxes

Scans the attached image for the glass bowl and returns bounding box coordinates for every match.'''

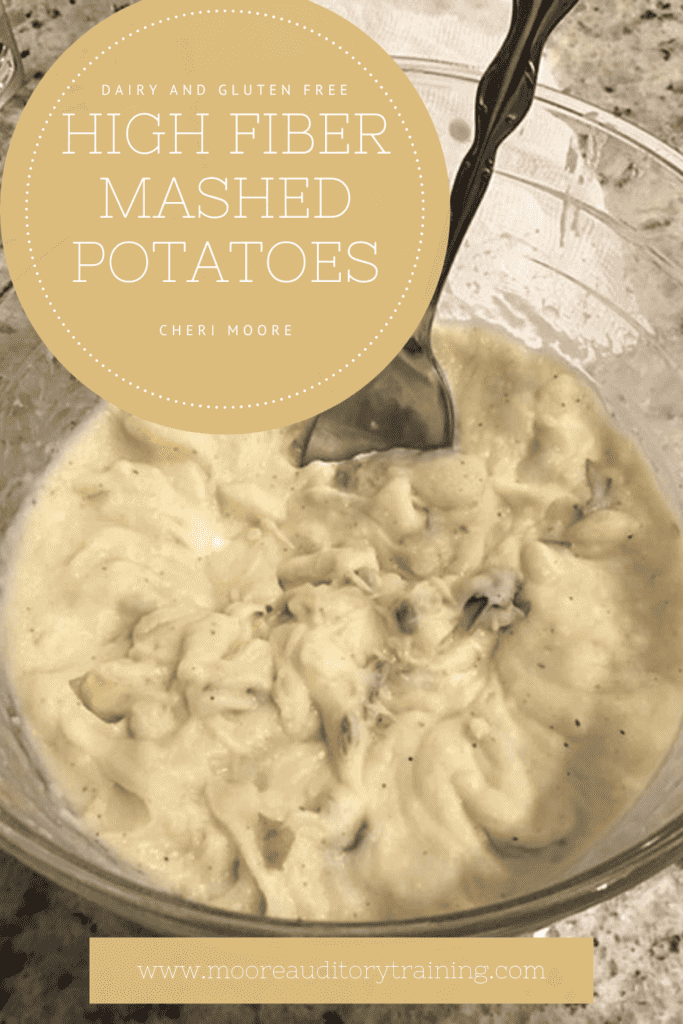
[1,58,683,937]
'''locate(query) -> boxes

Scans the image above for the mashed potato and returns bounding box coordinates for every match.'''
[3,324,683,921]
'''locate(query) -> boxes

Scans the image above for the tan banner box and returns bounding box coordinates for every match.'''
[90,937,593,1004]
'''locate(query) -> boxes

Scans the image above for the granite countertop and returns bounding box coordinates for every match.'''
[1,0,683,1022]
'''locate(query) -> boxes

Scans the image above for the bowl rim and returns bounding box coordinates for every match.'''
[396,55,683,179]
[2,55,683,937]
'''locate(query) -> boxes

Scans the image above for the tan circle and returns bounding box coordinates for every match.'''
[2,0,449,433]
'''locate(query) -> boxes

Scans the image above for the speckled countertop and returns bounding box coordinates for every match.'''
[1,1,683,1022]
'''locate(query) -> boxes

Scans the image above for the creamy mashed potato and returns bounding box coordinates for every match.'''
[3,325,683,922]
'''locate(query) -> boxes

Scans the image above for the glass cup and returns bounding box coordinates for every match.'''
[0,0,23,110]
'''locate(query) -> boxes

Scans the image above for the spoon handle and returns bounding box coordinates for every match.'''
[428,0,581,311]
[299,0,580,465]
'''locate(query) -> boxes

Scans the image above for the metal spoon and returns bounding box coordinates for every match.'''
[300,0,580,466]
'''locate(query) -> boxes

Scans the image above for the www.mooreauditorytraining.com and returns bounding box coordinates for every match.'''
[138,962,546,985]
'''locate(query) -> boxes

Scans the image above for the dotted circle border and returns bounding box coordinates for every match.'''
[23,7,428,413]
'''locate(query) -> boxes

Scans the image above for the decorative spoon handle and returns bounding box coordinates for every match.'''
[428,0,581,313]
[300,0,580,465]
